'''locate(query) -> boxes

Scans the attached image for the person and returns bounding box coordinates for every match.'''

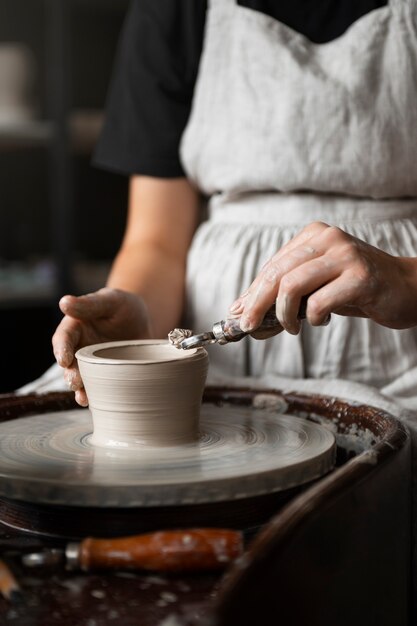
[51,0,417,408]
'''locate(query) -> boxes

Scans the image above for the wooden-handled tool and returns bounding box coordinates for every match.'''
[0,559,22,603]
[22,528,243,573]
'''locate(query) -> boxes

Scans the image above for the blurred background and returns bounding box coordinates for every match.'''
[0,0,130,392]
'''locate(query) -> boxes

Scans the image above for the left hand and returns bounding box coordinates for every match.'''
[227,221,417,337]
[52,288,152,406]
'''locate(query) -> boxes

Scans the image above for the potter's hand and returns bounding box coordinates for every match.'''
[228,221,417,337]
[52,288,152,406]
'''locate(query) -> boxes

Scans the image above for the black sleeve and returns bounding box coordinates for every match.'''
[93,0,207,177]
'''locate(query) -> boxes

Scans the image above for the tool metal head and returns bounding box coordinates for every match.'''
[22,549,64,568]
[180,332,217,350]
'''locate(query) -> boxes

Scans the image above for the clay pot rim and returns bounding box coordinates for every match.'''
[75,339,200,365]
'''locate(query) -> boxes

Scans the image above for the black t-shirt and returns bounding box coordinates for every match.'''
[94,0,387,178]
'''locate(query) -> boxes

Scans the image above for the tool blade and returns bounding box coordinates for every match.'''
[181,332,216,350]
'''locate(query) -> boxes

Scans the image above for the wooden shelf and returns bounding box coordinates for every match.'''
[0,120,54,150]
[0,259,110,309]
[0,261,55,308]
[3,0,128,297]
[0,110,104,153]
[69,109,104,154]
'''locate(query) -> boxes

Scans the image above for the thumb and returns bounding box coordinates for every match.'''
[59,288,118,320]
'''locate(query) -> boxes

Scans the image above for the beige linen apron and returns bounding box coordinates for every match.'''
[180,0,417,404]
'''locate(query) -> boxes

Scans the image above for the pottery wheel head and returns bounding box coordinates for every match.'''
[0,405,336,508]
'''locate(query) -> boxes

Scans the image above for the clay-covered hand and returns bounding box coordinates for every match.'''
[228,221,417,338]
[52,287,152,406]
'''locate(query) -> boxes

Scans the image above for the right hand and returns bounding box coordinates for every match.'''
[227,222,417,336]
[52,287,152,406]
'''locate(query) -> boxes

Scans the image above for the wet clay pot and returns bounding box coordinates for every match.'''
[76,340,209,448]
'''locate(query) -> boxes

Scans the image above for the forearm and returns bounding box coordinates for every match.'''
[107,241,186,337]
[106,176,200,338]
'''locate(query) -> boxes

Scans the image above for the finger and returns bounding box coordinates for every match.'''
[250,311,332,340]
[64,366,83,392]
[52,316,81,368]
[228,286,251,315]
[268,221,330,262]
[75,389,89,407]
[275,257,341,332]
[236,224,329,325]
[59,288,119,321]
[240,243,325,332]
[275,290,302,335]
[227,301,246,322]
[228,296,245,316]
[305,272,365,326]
[250,325,284,340]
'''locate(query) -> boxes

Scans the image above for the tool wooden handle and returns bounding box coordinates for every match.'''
[78,529,243,572]
[223,297,309,341]
[0,559,21,603]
